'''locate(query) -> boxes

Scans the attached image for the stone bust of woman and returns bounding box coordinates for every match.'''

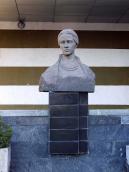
[39,29,95,92]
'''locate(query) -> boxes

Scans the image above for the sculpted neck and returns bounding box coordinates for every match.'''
[60,53,79,70]
[62,53,75,61]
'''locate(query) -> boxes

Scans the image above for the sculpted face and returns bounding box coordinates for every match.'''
[59,34,77,56]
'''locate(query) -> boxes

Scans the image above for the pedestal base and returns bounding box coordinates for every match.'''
[49,92,88,155]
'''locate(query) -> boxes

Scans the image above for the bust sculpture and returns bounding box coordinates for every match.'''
[39,29,95,92]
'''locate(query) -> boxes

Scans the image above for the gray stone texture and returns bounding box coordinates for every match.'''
[1,113,128,172]
[39,56,95,92]
[121,116,129,124]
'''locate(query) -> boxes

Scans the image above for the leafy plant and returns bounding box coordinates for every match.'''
[0,116,12,148]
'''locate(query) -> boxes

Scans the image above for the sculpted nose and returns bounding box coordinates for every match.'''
[64,42,68,48]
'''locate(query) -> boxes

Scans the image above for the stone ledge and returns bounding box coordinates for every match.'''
[0,109,129,117]
[0,110,48,116]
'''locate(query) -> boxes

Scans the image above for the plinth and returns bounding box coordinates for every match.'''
[49,92,88,154]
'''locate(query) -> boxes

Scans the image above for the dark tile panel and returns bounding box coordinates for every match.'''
[49,92,79,105]
[79,117,88,129]
[49,141,79,154]
[50,129,79,141]
[50,117,79,129]
[49,105,79,117]
[79,105,88,116]
[79,92,88,104]
[79,141,88,153]
[79,129,88,140]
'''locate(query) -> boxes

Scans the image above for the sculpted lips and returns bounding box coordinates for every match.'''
[64,49,70,51]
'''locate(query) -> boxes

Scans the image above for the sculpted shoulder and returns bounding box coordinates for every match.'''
[39,62,59,92]
[82,64,95,80]
[43,63,58,79]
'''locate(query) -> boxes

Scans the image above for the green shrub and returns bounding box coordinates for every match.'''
[0,116,12,148]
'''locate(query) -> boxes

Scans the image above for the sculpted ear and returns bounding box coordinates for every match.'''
[75,43,78,48]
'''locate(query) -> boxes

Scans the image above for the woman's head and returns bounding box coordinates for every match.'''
[58,29,79,56]
[58,29,79,46]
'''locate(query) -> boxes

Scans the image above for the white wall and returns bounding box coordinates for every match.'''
[0,48,129,107]
[0,48,129,67]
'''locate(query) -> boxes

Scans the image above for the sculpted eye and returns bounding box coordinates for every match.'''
[60,40,65,44]
[67,40,72,43]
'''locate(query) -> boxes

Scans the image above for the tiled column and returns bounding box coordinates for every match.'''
[79,92,88,154]
[49,92,88,155]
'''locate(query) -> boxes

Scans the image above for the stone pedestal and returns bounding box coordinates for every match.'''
[49,92,88,155]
